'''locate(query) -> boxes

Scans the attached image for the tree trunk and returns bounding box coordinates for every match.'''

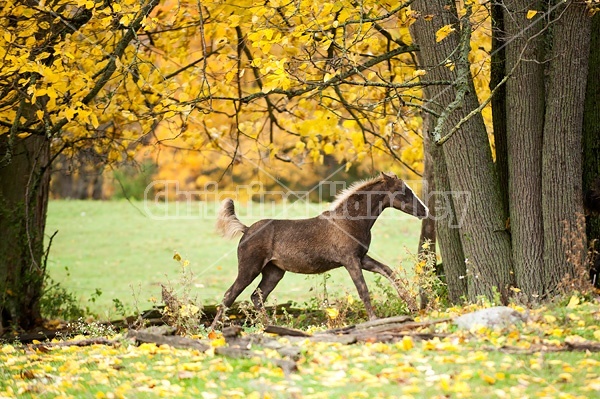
[432,143,468,302]
[411,0,514,302]
[418,112,467,302]
[542,1,590,293]
[0,134,50,331]
[418,113,436,255]
[490,1,509,218]
[583,13,600,263]
[504,0,546,297]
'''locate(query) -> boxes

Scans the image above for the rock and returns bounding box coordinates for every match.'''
[454,306,527,330]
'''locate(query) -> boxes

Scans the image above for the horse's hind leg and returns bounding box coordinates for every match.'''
[361,255,417,311]
[250,262,285,309]
[361,255,400,282]
[211,259,264,330]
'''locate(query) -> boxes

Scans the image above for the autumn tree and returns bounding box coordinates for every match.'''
[0,0,161,330]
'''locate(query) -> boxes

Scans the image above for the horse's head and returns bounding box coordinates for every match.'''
[381,172,429,219]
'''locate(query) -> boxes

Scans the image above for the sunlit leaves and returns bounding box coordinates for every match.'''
[0,0,506,194]
[436,24,456,42]
[526,10,538,19]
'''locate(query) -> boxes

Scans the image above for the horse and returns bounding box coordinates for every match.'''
[210,172,428,329]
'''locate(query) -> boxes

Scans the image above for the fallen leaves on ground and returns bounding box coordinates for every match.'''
[1,297,599,398]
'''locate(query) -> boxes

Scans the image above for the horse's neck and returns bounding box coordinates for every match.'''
[330,189,390,230]
[354,192,388,222]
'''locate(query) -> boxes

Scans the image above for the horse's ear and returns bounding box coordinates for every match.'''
[380,172,396,187]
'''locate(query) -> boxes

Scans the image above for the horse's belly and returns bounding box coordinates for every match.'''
[271,257,341,274]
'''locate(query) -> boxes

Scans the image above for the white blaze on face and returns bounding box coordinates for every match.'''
[403,181,429,218]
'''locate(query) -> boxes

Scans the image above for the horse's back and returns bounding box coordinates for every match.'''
[241,217,365,274]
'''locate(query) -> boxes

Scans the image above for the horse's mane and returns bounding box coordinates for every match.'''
[329,175,384,210]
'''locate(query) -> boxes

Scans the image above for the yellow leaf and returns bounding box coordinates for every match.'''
[401,335,414,350]
[435,24,455,42]
[325,308,339,319]
[557,373,573,383]
[412,69,426,77]
[566,295,580,309]
[119,14,133,26]
[65,107,76,121]
[323,142,335,155]
[593,330,600,341]
[543,314,556,323]
[173,253,182,262]
[481,373,496,385]
[228,15,241,27]
[439,374,451,392]
[210,337,226,347]
[90,113,99,129]
[526,10,538,19]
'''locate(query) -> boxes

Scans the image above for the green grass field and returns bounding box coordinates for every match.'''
[45,200,422,318]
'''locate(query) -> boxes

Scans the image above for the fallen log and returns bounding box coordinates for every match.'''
[127,329,210,351]
[496,340,600,354]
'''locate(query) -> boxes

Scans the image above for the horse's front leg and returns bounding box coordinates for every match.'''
[361,255,417,312]
[344,258,377,320]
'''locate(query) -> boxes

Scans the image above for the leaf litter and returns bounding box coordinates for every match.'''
[1,295,599,398]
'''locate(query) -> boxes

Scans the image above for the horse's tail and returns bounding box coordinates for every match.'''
[216,198,248,239]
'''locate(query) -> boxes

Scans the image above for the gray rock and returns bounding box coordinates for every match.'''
[454,306,527,330]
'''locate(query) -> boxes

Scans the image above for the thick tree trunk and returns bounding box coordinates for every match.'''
[504,0,546,297]
[432,143,468,302]
[0,134,50,331]
[419,110,467,302]
[542,1,590,293]
[411,0,514,302]
[490,1,509,218]
[583,13,600,266]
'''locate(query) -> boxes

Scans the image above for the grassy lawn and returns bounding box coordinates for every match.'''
[45,200,422,318]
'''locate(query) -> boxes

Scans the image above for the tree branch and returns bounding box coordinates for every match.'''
[431,4,472,144]
[47,0,160,136]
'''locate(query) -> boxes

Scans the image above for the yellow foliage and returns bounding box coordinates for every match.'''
[0,0,499,195]
[435,24,456,42]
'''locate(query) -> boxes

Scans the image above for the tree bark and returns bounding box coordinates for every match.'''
[583,13,600,257]
[490,1,509,218]
[0,134,50,331]
[418,105,467,302]
[418,113,436,255]
[542,1,590,293]
[411,0,514,302]
[504,0,546,297]
[432,142,468,302]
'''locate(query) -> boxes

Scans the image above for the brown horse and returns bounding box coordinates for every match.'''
[211,172,428,328]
